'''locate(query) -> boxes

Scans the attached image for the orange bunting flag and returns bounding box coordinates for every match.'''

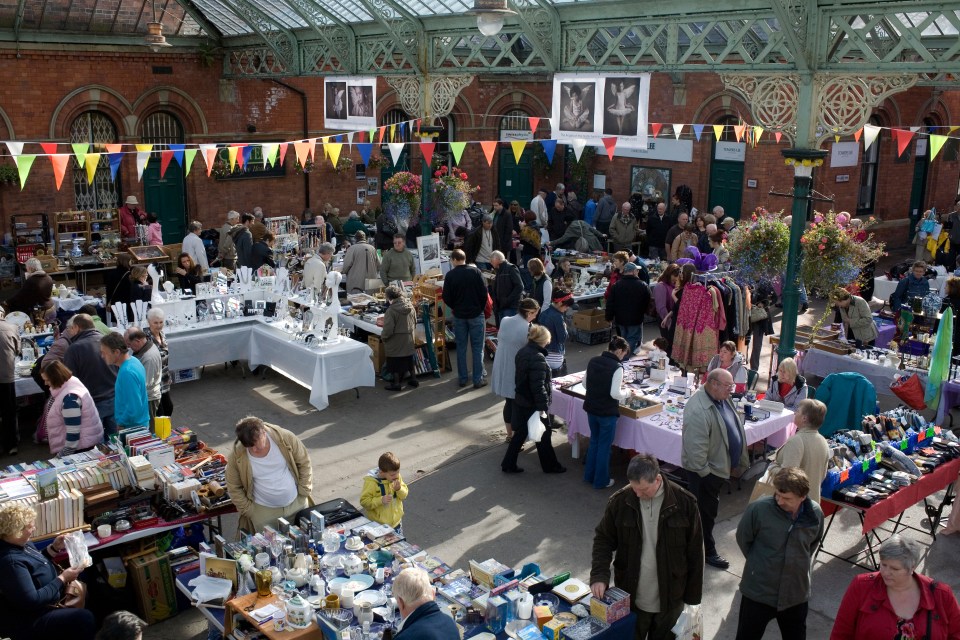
[511,140,526,164]
[104,143,122,154]
[601,137,617,161]
[774,131,783,143]
[293,141,311,169]
[713,124,725,140]
[479,141,498,167]
[40,143,57,156]
[377,126,386,145]
[160,150,174,178]
[650,123,662,138]
[51,155,70,190]
[733,124,746,142]
[278,142,289,166]
[528,117,540,133]
[854,128,863,143]
[419,141,436,163]
[893,128,915,157]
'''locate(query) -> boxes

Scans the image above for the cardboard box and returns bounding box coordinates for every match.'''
[128,551,178,623]
[369,335,385,372]
[534,605,554,630]
[543,618,568,640]
[573,309,610,331]
[590,586,631,623]
[102,556,127,589]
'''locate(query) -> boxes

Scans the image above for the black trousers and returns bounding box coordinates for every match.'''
[749,324,766,371]
[0,382,18,452]
[502,398,513,425]
[685,471,724,555]
[502,404,560,472]
[159,391,174,417]
[735,596,808,640]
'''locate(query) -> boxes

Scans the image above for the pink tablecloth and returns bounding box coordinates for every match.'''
[552,388,796,467]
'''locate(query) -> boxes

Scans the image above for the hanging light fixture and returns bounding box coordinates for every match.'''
[467,0,516,37]
[144,0,172,52]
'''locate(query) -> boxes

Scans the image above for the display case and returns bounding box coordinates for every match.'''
[264,216,299,253]
[54,209,120,256]
[11,213,50,264]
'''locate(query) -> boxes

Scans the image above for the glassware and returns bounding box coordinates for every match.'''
[255,569,273,597]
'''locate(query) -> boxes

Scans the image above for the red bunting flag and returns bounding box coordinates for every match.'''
[601,137,618,161]
[650,123,662,138]
[419,141,436,163]
[893,128,915,157]
[774,131,783,143]
[357,131,367,143]
[160,150,174,178]
[235,145,247,169]
[479,141,498,166]
[416,119,422,135]
[40,143,57,155]
[528,117,540,133]
[278,143,289,166]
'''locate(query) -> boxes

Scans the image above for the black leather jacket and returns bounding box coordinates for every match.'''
[514,342,551,411]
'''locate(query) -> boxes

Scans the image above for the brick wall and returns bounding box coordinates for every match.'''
[0,50,958,250]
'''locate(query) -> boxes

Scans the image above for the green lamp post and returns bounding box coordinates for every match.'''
[777,147,829,362]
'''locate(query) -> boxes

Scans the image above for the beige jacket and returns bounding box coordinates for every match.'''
[770,428,831,502]
[681,386,749,479]
[225,422,315,532]
[839,295,879,344]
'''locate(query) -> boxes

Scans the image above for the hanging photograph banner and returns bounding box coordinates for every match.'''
[325,76,377,131]
[551,72,650,148]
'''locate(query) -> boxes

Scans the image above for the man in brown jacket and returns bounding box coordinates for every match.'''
[225,416,314,532]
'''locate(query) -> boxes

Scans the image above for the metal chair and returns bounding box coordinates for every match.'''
[746,368,759,392]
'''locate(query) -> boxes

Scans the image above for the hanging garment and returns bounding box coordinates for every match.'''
[672,282,727,370]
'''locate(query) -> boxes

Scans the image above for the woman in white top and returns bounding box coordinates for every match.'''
[491,298,541,440]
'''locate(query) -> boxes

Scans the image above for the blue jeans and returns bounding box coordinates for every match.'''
[453,315,485,384]
[617,324,643,353]
[584,413,618,488]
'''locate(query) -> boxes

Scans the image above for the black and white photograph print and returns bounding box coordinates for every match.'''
[603,77,641,136]
[348,85,374,118]
[559,81,595,132]
[325,81,347,121]
[417,233,442,273]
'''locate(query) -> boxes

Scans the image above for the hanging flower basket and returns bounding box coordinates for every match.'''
[366,155,388,170]
[727,208,790,285]
[334,155,354,174]
[383,171,423,236]
[429,165,478,225]
[800,210,885,297]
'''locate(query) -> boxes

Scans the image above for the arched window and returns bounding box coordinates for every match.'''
[70,111,120,211]
[138,111,184,146]
[499,109,531,135]
[857,116,881,214]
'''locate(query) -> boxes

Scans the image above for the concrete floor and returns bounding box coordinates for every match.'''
[13,247,958,639]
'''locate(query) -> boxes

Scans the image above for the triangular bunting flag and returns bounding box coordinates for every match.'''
[14,154,36,190]
[651,123,662,138]
[227,145,239,171]
[184,149,197,175]
[136,151,150,180]
[85,153,101,185]
[310,138,320,162]
[327,143,343,168]
[104,143,122,154]
[894,129,915,157]
[108,153,123,182]
[6,142,24,157]
[950,126,960,135]
[293,141,311,169]
[540,140,557,165]
[321,139,330,160]
[357,131,367,144]
[357,143,373,166]
[752,126,763,144]
[571,139,587,161]
[692,125,704,142]
[419,141,436,163]
[713,124,724,140]
[863,125,881,151]
[479,141,497,166]
[199,144,218,176]
[261,143,278,168]
[71,143,88,168]
[835,134,841,143]
[40,143,57,156]
[240,145,253,169]
[510,140,526,164]
[136,144,153,154]
[389,125,396,142]
[160,150,174,178]
[774,131,783,143]
[399,123,407,139]
[278,143,289,166]
[733,125,746,142]
[601,137,617,161]
[450,141,466,165]
[673,124,684,140]
[346,132,354,147]
[170,144,185,167]
[930,134,948,161]
[854,128,863,143]
[51,155,70,190]
[909,126,920,133]
[372,128,380,144]
[388,142,405,167]
[415,119,421,135]
[528,117,540,133]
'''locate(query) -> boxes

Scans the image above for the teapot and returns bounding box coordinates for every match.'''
[342,553,363,576]
[284,567,309,587]
[285,594,313,629]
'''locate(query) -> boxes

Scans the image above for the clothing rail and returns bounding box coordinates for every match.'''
[692,270,735,282]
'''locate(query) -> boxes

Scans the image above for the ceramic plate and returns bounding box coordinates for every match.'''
[354,589,387,607]
[307,595,324,608]
[5,312,29,330]
[330,574,375,592]
[344,540,364,551]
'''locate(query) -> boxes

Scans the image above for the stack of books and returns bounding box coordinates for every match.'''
[128,456,155,489]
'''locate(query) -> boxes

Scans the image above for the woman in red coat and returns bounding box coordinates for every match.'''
[831,535,960,640]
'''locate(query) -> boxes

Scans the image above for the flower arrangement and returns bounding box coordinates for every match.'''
[727,208,791,285]
[430,165,478,224]
[334,155,354,174]
[800,210,885,297]
[365,154,387,170]
[294,158,316,175]
[383,171,423,235]
[0,163,18,186]
[210,159,234,179]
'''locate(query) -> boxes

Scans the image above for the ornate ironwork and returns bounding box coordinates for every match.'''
[70,111,121,212]
[224,0,298,75]
[510,0,559,71]
[287,0,357,73]
[385,75,474,120]
[356,0,425,72]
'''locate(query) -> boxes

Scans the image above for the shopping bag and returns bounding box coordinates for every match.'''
[671,603,702,640]
[890,373,927,410]
[526,412,546,443]
[748,467,778,503]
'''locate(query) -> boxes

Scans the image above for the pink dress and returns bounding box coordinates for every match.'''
[671,283,727,370]
[147,222,163,245]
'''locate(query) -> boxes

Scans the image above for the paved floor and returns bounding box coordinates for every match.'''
[12,247,957,639]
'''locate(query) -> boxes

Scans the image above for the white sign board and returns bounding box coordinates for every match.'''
[416,233,442,274]
[714,141,746,162]
[607,138,694,163]
[830,141,859,168]
[500,129,534,142]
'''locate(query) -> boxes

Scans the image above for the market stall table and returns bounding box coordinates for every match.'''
[14,374,42,397]
[800,347,915,397]
[874,316,896,349]
[936,379,960,425]
[873,274,946,304]
[175,566,225,634]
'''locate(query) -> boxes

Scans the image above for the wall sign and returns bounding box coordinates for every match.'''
[714,142,746,162]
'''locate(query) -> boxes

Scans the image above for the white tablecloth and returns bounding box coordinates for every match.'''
[338,313,382,336]
[15,376,43,397]
[550,386,795,467]
[165,318,255,370]
[873,275,946,303]
[799,348,904,396]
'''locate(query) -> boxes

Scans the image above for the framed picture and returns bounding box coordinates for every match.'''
[356,188,367,204]
[416,233,441,274]
[630,166,671,202]
[356,163,366,180]
[366,177,379,195]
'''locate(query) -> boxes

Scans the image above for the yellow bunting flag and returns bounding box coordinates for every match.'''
[929,134,948,161]
[713,124,724,140]
[85,153,101,185]
[752,126,763,143]
[510,140,526,163]
[227,146,239,171]
[327,143,343,168]
[389,124,396,142]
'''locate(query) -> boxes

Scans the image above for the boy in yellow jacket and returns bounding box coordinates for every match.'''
[360,452,409,534]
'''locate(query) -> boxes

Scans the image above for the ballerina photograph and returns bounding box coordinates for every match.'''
[559,82,595,132]
[603,77,640,135]
[325,81,346,121]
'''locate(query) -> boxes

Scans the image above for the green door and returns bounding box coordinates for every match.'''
[708,159,745,220]
[907,149,929,241]
[143,160,187,244]
[498,146,532,206]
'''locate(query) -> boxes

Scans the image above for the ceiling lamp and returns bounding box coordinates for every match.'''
[144,1,172,52]
[468,0,516,37]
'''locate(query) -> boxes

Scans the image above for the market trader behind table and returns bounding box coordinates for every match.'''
[681,368,749,570]
[225,416,314,533]
[590,454,704,640]
[393,567,460,640]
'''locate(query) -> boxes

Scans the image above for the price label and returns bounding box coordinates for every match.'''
[918,430,926,442]
[899,439,909,451]
[930,427,938,437]
[862,459,870,472]
[875,450,882,463]
[840,469,850,482]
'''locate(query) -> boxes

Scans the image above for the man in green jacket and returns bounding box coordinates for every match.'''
[225,417,314,532]
[379,234,416,284]
[590,454,704,640]
[681,368,749,570]
[735,467,823,640]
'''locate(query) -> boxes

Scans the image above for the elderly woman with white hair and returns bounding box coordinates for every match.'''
[4,257,54,315]
[0,503,96,640]
[392,568,459,639]
[764,357,808,410]
[832,535,960,639]
[145,307,173,417]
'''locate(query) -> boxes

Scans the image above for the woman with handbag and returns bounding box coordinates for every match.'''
[0,503,95,640]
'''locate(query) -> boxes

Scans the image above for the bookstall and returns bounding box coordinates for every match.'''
[814,407,960,571]
[174,506,635,640]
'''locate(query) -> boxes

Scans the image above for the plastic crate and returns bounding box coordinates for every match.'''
[571,327,612,345]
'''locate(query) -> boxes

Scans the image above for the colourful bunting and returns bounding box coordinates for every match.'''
[261,143,278,167]
[419,141,436,163]
[104,144,122,154]
[293,142,310,169]
[108,153,123,181]
[893,128,915,157]
[50,155,69,190]
[930,134,948,161]
[357,143,373,166]
[135,150,150,181]
[672,124,684,140]
[774,131,783,143]
[170,144,185,168]
[71,143,88,168]
[733,125,745,142]
[650,123,662,138]
[388,142,405,166]
[389,125,396,143]
[278,143,289,166]
[327,143,343,168]
[199,144,218,176]
[752,126,763,144]
[540,139,557,164]
[450,141,466,165]
[511,140,526,163]
[854,129,863,143]
[528,117,540,133]
[184,149,197,175]
[5,142,23,157]
[570,138,587,161]
[692,125,704,142]
[40,143,57,156]
[85,153,101,185]
[160,150,174,178]
[863,125,881,151]
[601,137,617,161]
[227,145,239,171]
[15,154,36,190]
[713,124,724,140]
[240,144,253,169]
[479,141,497,166]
